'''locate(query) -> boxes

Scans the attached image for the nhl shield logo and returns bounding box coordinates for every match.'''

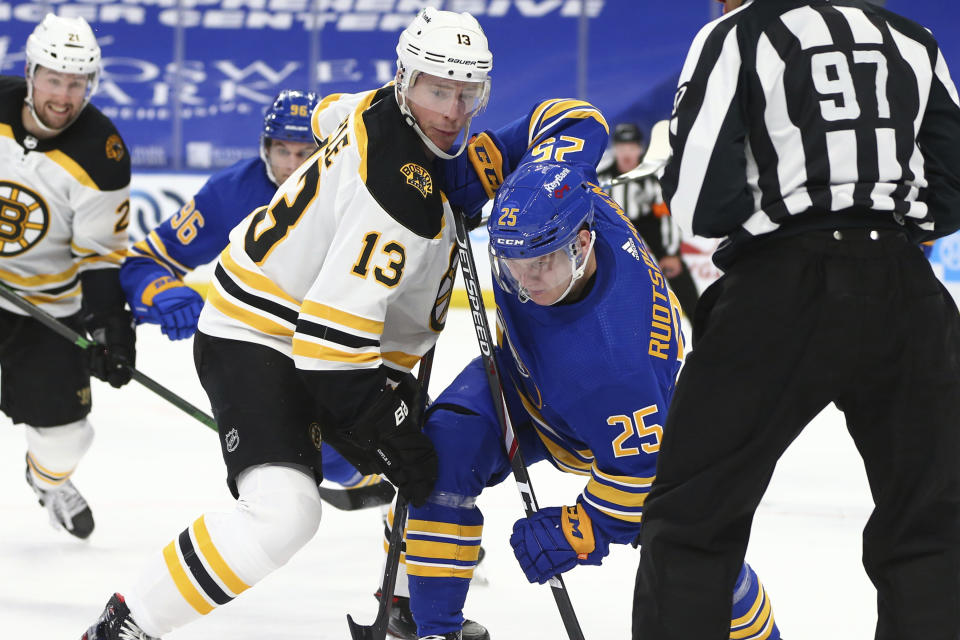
[400,163,433,198]
[225,428,240,453]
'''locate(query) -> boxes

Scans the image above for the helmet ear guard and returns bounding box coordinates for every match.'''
[24,13,102,134]
[394,7,493,159]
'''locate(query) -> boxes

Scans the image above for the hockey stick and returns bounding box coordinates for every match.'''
[604,119,671,187]
[0,281,368,509]
[452,212,587,640]
[317,480,395,511]
[0,281,218,430]
[347,346,436,640]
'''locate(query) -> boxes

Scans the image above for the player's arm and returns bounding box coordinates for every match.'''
[510,383,664,584]
[914,44,960,241]
[291,208,437,506]
[659,15,755,239]
[120,182,229,339]
[442,98,610,220]
[70,145,136,389]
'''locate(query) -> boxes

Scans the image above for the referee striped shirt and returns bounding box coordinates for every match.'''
[661,0,960,267]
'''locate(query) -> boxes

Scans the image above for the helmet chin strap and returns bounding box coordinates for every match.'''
[397,95,472,160]
[259,137,281,186]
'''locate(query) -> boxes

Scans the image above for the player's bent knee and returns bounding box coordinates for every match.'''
[234,464,323,566]
[424,406,503,496]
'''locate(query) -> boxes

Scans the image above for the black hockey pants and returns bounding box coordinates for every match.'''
[633,228,960,640]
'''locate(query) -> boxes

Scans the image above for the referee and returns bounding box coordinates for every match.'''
[634,0,960,638]
[599,123,701,319]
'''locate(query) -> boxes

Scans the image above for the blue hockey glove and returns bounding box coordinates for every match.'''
[510,504,602,584]
[442,131,510,225]
[138,276,204,340]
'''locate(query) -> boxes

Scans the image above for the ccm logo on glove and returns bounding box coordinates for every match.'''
[562,504,595,559]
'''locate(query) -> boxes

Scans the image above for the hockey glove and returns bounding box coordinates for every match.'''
[138,276,204,341]
[345,376,437,507]
[510,504,604,584]
[441,131,511,225]
[83,310,136,388]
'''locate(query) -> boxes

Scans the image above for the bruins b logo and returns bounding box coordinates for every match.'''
[400,163,433,198]
[0,181,49,257]
[105,134,125,161]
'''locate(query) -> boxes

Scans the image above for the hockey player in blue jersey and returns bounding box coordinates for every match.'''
[400,156,782,638]
[118,90,387,497]
[119,89,318,342]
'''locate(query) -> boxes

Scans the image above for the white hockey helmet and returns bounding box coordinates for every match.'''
[395,8,492,159]
[24,14,102,132]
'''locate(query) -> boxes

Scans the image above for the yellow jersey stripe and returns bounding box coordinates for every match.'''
[162,541,214,615]
[556,108,610,133]
[0,263,78,287]
[406,520,483,539]
[193,515,251,596]
[300,300,384,335]
[353,90,378,184]
[45,150,99,190]
[221,249,301,307]
[144,230,192,274]
[406,539,482,563]
[207,285,294,337]
[730,590,772,639]
[581,495,645,522]
[78,251,125,265]
[541,99,593,123]
[585,479,649,509]
[406,562,475,579]
[0,123,13,139]
[382,350,421,371]
[591,465,655,487]
[292,338,380,364]
[528,99,564,142]
[22,288,80,305]
[312,93,346,138]
[26,453,72,479]
[731,583,765,628]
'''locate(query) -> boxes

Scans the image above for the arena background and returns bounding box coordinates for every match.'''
[2,0,958,301]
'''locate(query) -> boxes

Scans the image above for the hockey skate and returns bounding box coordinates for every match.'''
[81,593,159,640]
[376,591,489,640]
[24,459,94,539]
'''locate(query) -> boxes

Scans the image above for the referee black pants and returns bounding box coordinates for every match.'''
[633,229,960,640]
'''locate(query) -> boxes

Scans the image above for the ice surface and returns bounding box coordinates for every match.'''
[0,309,878,638]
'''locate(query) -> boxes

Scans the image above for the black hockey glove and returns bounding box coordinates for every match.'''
[83,310,136,388]
[346,376,437,507]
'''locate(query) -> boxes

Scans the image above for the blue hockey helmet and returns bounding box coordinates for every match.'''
[487,161,597,305]
[262,89,319,144]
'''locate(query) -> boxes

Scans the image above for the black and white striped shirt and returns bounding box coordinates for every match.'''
[661,0,960,267]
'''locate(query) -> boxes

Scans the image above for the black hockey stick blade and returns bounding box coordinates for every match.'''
[317,480,396,511]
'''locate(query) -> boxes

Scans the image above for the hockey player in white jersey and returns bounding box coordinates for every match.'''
[82,8,492,639]
[0,14,134,541]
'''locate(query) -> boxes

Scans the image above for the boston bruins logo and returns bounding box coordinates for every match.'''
[308,422,323,451]
[105,134,125,161]
[400,163,433,198]
[0,181,49,257]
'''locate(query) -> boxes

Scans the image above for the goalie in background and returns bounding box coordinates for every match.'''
[598,122,700,319]
[118,89,393,508]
